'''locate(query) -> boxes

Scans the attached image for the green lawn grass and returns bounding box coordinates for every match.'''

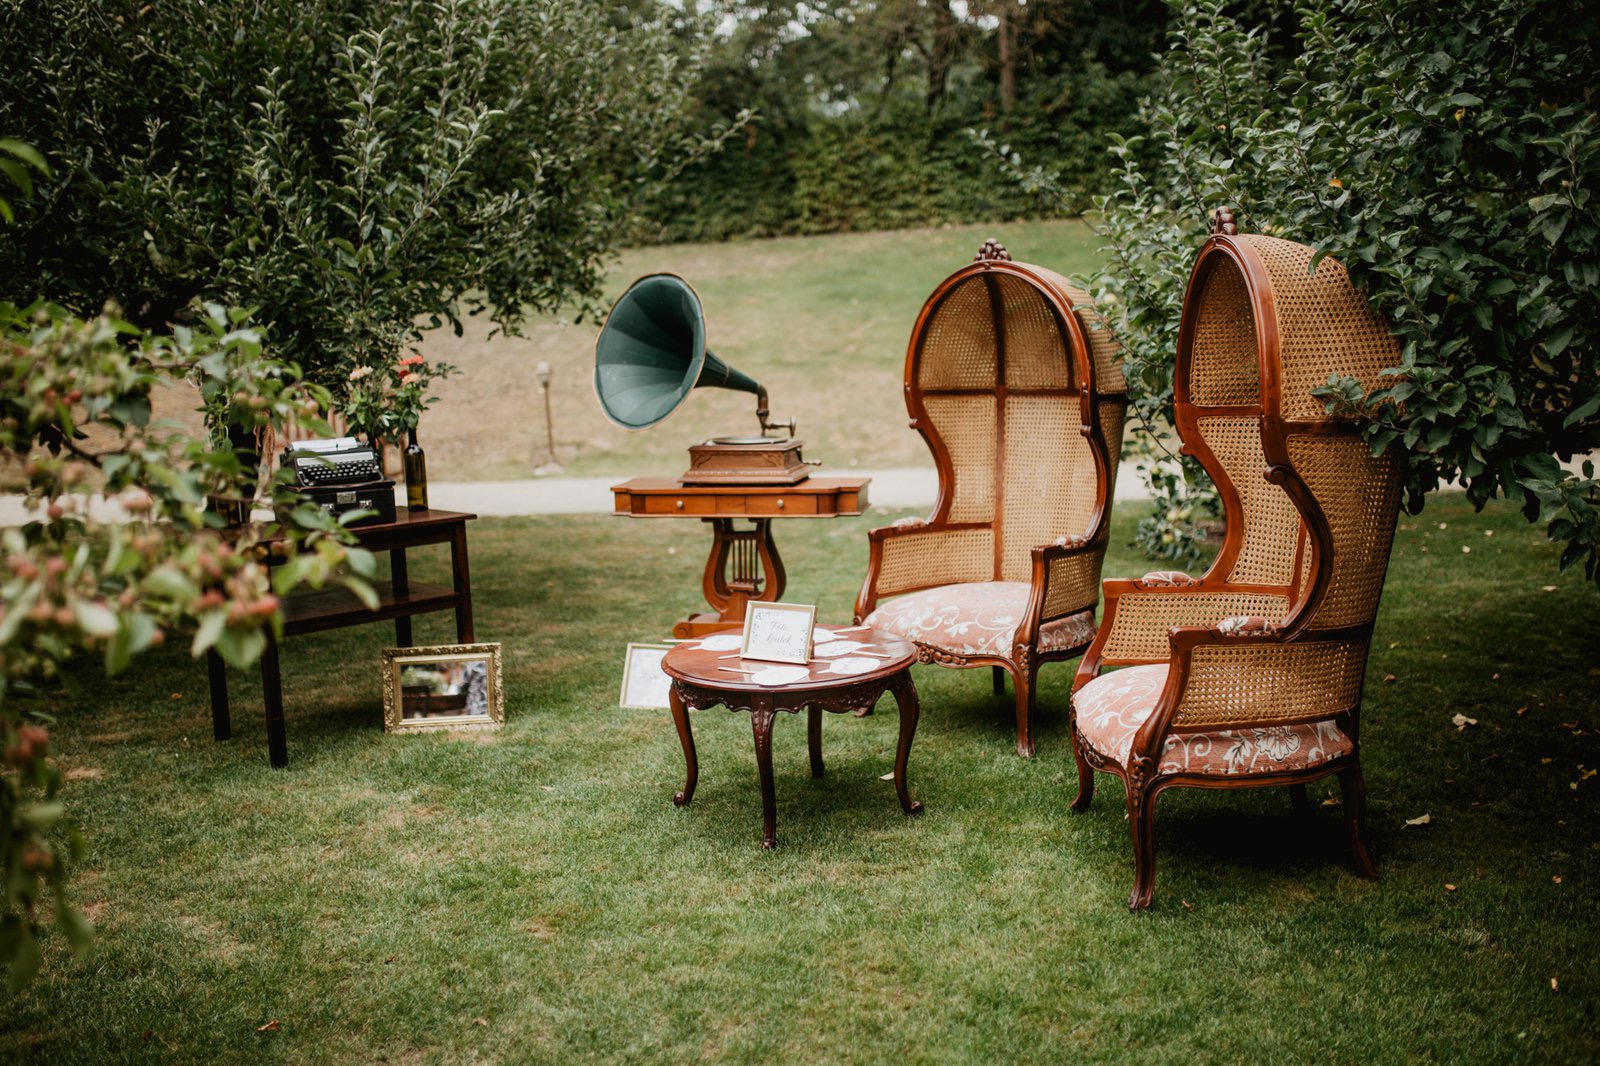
[5,494,1598,1062]
[417,219,1104,481]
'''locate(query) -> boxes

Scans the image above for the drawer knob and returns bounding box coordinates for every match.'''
[776,499,785,510]
[675,499,684,510]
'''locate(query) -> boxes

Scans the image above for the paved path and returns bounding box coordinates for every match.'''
[0,464,1152,525]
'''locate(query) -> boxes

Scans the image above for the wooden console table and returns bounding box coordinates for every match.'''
[207,508,476,768]
[611,476,869,638]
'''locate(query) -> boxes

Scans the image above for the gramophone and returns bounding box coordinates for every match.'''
[593,273,811,485]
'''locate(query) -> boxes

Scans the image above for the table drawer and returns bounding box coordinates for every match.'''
[640,494,720,516]
[741,494,818,516]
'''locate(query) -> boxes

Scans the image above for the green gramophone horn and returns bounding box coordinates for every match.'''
[593,273,786,435]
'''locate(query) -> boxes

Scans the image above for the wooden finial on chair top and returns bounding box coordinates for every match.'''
[1210,207,1238,236]
[975,238,1013,262]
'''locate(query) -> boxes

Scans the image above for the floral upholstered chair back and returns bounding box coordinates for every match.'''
[1068,212,1405,909]
[855,241,1127,757]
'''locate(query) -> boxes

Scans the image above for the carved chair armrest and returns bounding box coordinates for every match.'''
[1072,581,1292,691]
[1125,625,1359,764]
[855,518,993,620]
[1023,535,1103,635]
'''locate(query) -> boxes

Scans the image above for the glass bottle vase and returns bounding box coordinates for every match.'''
[403,429,429,512]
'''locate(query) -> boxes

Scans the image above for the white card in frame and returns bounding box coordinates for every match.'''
[739,601,817,665]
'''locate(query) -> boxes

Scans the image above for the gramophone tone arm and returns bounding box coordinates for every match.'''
[755,387,797,439]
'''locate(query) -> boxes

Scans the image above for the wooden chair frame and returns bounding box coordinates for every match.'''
[855,244,1126,756]
[1070,212,1403,909]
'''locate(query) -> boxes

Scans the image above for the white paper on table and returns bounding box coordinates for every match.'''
[750,665,811,686]
[825,656,878,676]
[695,634,744,651]
[812,640,864,658]
[812,628,841,642]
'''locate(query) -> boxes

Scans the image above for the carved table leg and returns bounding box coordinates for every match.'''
[669,685,698,807]
[808,705,824,778]
[890,672,924,815]
[699,518,788,628]
[751,698,778,848]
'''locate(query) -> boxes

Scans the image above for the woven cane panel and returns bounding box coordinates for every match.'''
[1244,236,1400,422]
[1100,590,1289,663]
[1188,260,1259,407]
[1063,282,1127,395]
[1001,394,1093,581]
[1174,639,1368,727]
[1288,433,1403,628]
[922,394,996,524]
[1044,549,1104,619]
[995,274,1072,390]
[1197,417,1302,587]
[876,528,995,596]
[1099,399,1126,487]
[918,276,997,390]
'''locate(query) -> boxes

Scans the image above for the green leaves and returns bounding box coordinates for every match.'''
[1093,0,1600,586]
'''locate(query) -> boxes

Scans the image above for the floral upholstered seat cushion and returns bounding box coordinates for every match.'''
[1073,664,1353,776]
[864,581,1096,660]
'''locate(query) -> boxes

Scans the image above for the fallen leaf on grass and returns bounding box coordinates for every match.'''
[1444,884,1457,891]
[1542,585,1557,592]
[1321,797,1339,807]
[1461,545,1471,554]
[1452,714,1478,731]
[1181,899,1194,912]
[169,693,183,701]
[1571,766,1596,791]
[1382,673,1397,684]
[880,771,895,781]
[384,954,397,964]
[1405,813,1432,827]
[1551,977,1559,992]
[256,1020,279,1032]
[473,1018,489,1027]
[1553,875,1563,884]
[1516,706,1528,717]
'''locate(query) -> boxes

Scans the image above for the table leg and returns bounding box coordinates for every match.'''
[751,699,778,848]
[808,705,824,778]
[391,548,413,647]
[669,686,698,807]
[451,524,475,643]
[890,673,924,815]
[697,518,788,628]
[262,635,288,769]
[207,649,231,741]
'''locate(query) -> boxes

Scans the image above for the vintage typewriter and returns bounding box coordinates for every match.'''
[280,437,396,526]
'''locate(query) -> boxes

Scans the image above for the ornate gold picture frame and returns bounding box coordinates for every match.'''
[382,643,505,733]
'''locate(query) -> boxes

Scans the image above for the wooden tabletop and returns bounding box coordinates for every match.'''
[662,625,916,693]
[611,477,869,519]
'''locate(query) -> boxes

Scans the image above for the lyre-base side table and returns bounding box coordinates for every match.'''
[660,626,923,848]
[610,476,869,638]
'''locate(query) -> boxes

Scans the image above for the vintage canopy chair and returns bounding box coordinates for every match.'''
[1068,210,1405,910]
[854,240,1128,757]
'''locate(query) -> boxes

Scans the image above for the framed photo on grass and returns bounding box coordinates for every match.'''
[382,643,504,733]
[620,643,673,710]
[739,602,817,665]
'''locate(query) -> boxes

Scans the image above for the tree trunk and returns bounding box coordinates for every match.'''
[997,1,1017,114]
[926,0,954,110]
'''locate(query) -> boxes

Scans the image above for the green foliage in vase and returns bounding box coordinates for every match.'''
[0,301,377,988]
[0,0,741,417]
[1014,0,1600,580]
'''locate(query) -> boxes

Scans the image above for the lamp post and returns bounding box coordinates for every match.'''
[535,361,555,466]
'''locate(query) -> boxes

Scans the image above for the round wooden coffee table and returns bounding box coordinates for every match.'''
[661,626,924,848]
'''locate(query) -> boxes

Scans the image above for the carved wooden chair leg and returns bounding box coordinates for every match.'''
[1289,782,1312,816]
[1011,658,1037,758]
[1070,731,1096,812]
[1339,764,1378,880]
[1126,777,1159,911]
[992,666,1005,697]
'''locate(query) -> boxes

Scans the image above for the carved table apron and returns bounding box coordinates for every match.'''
[661,628,923,848]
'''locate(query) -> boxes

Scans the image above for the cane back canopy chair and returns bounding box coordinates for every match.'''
[1068,210,1405,909]
[854,240,1128,757]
